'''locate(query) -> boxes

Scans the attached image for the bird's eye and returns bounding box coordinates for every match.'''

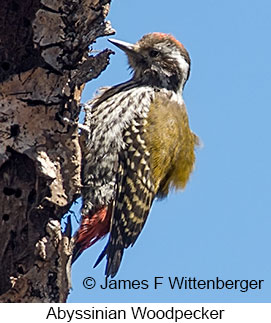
[149,49,159,58]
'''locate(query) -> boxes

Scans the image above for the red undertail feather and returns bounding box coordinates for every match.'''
[73,207,111,261]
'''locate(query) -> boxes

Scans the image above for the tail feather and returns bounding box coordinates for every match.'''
[72,206,111,263]
[93,241,124,278]
[93,243,108,268]
[105,248,124,278]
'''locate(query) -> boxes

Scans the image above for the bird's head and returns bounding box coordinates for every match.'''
[109,32,191,93]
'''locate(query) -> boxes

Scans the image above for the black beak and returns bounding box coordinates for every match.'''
[108,38,138,57]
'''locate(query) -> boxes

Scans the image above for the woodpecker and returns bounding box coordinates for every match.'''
[73,32,199,277]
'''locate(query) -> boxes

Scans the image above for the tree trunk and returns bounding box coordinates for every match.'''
[0,0,114,302]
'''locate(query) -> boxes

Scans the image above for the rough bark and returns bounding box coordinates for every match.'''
[0,0,114,302]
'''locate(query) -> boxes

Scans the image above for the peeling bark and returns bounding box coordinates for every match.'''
[0,0,114,302]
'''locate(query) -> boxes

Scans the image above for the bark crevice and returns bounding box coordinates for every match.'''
[0,0,114,302]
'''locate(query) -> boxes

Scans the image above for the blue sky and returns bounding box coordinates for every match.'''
[68,0,271,302]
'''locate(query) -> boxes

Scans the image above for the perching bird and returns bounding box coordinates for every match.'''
[73,32,199,277]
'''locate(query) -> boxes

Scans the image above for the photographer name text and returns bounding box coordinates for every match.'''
[83,276,263,293]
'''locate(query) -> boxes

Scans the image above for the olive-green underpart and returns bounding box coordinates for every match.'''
[144,94,198,198]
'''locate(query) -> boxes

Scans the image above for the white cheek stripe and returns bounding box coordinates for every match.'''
[171,51,190,89]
